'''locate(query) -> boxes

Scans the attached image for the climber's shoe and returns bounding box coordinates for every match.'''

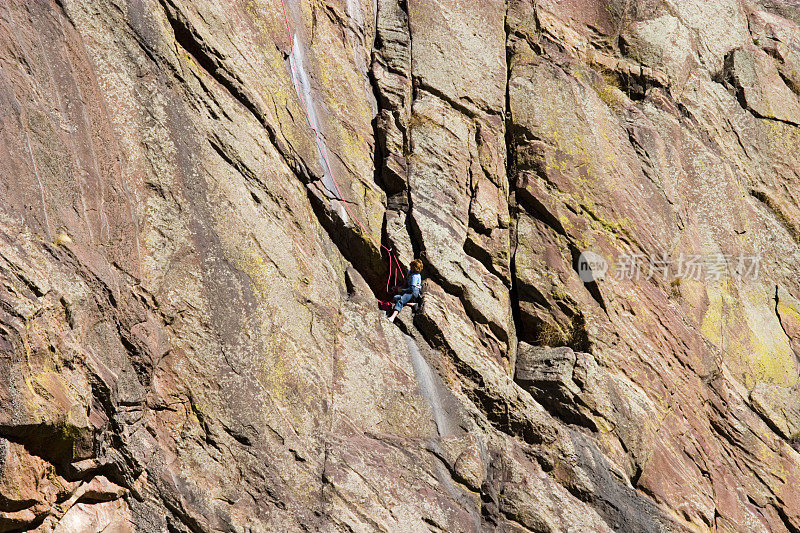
[413,295,425,315]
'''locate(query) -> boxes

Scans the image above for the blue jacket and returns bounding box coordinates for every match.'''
[402,271,422,298]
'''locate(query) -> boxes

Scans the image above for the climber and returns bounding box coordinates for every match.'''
[386,259,423,323]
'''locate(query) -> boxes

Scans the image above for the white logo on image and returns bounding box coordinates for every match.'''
[577,251,608,282]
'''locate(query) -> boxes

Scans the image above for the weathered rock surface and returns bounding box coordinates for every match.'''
[2,0,800,531]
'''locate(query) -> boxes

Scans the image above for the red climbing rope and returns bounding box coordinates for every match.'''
[278,0,405,298]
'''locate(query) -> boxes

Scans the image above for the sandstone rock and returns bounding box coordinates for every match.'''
[439,434,486,491]
[2,0,800,531]
[80,476,128,502]
[408,0,506,114]
[515,344,580,391]
[725,45,800,124]
[49,500,134,533]
[750,382,800,440]
[0,509,37,533]
[452,446,485,492]
[665,0,751,73]
[750,10,800,93]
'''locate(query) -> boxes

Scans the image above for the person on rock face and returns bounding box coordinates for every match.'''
[387,259,423,323]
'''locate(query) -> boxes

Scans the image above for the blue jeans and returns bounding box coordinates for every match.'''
[393,290,419,312]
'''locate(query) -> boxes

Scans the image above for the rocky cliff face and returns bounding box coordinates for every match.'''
[2,0,800,531]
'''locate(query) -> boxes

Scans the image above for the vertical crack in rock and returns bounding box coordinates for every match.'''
[506,0,525,349]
